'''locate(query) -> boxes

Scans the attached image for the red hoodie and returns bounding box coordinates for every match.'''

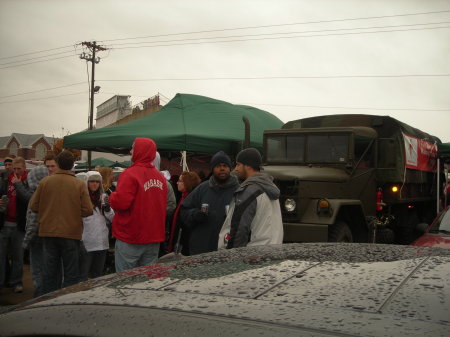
[110,138,168,244]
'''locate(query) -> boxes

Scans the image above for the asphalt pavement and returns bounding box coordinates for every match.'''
[0,264,33,306]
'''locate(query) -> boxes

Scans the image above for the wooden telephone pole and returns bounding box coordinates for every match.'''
[80,41,107,169]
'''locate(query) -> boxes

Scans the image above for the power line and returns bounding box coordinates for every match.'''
[0,91,87,104]
[0,50,78,66]
[0,44,78,61]
[0,54,78,70]
[102,10,450,42]
[0,82,85,99]
[243,102,450,112]
[106,21,450,48]
[1,10,448,64]
[109,25,450,50]
[98,74,450,82]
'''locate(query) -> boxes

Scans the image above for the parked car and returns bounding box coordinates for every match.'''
[412,206,450,249]
[1,243,449,337]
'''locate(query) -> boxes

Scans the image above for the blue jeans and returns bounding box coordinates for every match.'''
[29,238,63,297]
[0,225,24,287]
[115,239,160,272]
[42,237,80,294]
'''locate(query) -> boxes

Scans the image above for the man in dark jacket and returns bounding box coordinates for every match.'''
[0,157,29,293]
[218,148,283,249]
[180,151,239,255]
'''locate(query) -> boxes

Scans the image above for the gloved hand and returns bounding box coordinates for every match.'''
[192,209,208,224]
[102,195,111,212]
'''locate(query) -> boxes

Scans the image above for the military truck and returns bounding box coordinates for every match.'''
[263,114,441,244]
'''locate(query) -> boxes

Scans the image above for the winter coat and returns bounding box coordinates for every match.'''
[180,174,239,255]
[82,171,115,252]
[30,169,93,240]
[109,138,168,244]
[2,171,28,231]
[218,173,283,249]
[22,166,49,248]
[82,204,114,252]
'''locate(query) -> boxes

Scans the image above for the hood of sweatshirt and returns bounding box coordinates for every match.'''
[27,166,49,192]
[131,138,156,167]
[241,173,280,200]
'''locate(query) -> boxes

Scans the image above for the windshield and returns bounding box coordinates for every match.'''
[430,208,450,232]
[266,134,349,163]
[266,135,305,163]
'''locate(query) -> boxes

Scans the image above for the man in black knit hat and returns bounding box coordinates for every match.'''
[180,151,239,255]
[218,147,283,249]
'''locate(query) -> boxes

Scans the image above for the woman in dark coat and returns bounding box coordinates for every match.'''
[167,171,201,255]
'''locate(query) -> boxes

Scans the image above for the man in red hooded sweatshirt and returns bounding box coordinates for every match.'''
[110,138,168,272]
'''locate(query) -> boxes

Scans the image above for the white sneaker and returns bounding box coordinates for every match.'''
[13,285,23,293]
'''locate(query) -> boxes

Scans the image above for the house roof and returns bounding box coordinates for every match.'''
[0,133,56,149]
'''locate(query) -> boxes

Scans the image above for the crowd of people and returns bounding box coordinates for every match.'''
[0,137,284,298]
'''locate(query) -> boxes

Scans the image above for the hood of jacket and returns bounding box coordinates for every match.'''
[209,173,239,190]
[85,171,105,195]
[241,172,280,200]
[132,138,156,167]
[153,152,161,170]
[27,166,49,192]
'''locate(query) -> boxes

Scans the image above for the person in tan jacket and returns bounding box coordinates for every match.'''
[30,150,93,294]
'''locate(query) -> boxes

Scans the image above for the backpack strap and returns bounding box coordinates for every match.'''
[226,186,263,249]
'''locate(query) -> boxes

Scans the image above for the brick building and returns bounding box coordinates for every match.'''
[0,133,56,161]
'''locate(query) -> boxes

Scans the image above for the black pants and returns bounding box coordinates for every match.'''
[80,249,107,281]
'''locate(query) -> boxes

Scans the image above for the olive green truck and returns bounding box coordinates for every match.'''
[263,114,441,244]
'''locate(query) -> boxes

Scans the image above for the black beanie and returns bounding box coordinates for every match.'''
[236,148,262,170]
[210,151,232,169]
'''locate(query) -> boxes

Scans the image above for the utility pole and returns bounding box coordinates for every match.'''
[80,41,107,169]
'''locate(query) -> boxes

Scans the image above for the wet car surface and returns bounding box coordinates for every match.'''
[412,206,450,249]
[1,243,450,337]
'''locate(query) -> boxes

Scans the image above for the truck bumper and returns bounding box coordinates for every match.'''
[283,223,328,243]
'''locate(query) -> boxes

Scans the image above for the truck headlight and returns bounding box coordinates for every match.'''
[284,198,296,212]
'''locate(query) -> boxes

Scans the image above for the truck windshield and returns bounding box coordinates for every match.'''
[266,135,305,163]
[266,134,349,163]
[308,134,348,163]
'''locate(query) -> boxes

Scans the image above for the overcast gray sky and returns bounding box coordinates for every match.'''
[1,0,449,143]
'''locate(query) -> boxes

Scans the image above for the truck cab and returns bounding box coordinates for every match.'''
[263,114,440,244]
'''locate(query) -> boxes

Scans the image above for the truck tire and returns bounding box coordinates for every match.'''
[328,221,353,242]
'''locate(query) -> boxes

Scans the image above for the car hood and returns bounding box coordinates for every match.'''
[1,243,450,337]
[412,233,450,249]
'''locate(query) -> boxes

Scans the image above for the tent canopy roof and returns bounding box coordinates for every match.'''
[64,93,283,155]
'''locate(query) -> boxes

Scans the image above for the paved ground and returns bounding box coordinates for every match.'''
[0,264,34,306]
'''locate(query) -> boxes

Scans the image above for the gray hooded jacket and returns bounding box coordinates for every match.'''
[23,166,49,248]
[218,172,283,249]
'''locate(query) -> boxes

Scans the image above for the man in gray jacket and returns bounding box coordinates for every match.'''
[218,148,283,249]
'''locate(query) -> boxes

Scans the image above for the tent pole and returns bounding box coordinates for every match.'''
[182,151,189,172]
[437,158,440,214]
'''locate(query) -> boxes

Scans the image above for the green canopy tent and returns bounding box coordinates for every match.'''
[63,93,283,155]
[75,157,116,169]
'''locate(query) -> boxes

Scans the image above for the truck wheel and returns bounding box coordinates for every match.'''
[328,221,353,242]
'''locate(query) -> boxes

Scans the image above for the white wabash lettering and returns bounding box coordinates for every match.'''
[143,178,163,191]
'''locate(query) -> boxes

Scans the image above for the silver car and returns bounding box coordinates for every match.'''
[1,243,449,337]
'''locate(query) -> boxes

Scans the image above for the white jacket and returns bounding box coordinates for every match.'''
[82,198,114,252]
